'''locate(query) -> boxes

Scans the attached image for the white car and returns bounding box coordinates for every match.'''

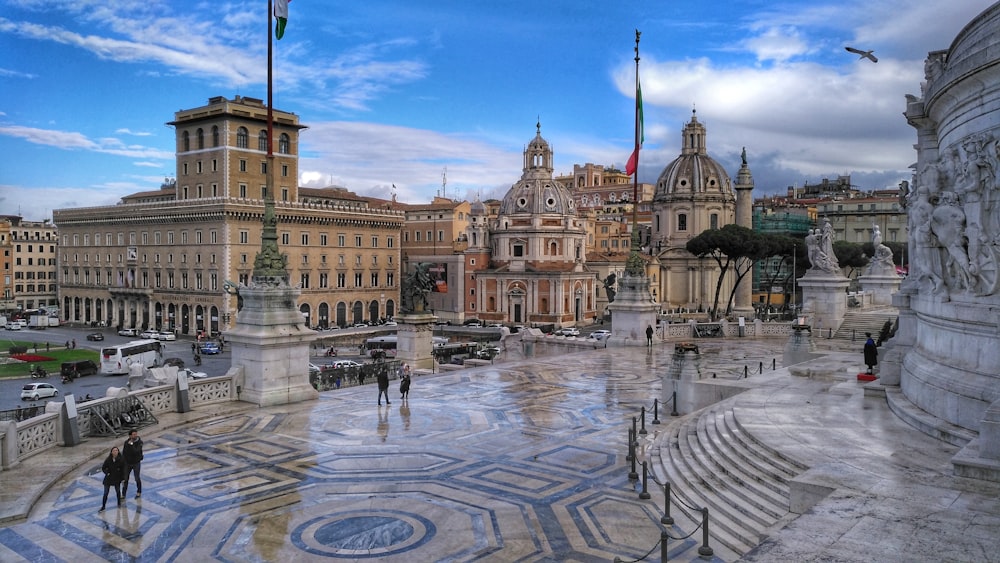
[157,331,177,341]
[5,322,21,330]
[21,383,59,401]
[118,328,139,337]
[589,329,612,341]
[140,329,159,339]
[555,327,580,337]
[177,368,208,379]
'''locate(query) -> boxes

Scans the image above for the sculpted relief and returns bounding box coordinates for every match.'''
[904,132,1000,297]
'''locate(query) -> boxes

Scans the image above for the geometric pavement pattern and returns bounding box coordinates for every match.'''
[0,341,786,562]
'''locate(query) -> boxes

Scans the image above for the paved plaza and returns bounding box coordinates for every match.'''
[1,338,999,562]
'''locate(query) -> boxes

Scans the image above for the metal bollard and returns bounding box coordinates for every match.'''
[626,426,634,462]
[744,365,748,378]
[670,391,678,417]
[773,357,776,370]
[632,417,639,447]
[759,361,763,374]
[661,527,669,563]
[661,482,674,525]
[639,462,651,499]
[652,399,661,425]
[628,431,639,481]
[639,406,648,435]
[698,507,714,557]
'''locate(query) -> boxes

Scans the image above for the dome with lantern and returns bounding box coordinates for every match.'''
[653,109,735,203]
[497,122,577,218]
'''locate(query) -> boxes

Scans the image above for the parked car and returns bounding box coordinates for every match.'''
[118,328,139,337]
[86,332,105,341]
[140,329,159,339]
[200,342,221,355]
[60,360,99,379]
[555,327,580,336]
[464,320,483,328]
[157,331,177,341]
[589,330,612,341]
[177,368,208,380]
[21,382,59,401]
[309,363,321,376]
[5,322,21,330]
[331,360,362,369]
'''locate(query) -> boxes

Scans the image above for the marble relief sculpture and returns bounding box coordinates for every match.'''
[903,133,1000,297]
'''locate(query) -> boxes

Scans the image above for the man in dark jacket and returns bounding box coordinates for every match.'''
[122,430,144,499]
[376,369,390,406]
[863,332,878,374]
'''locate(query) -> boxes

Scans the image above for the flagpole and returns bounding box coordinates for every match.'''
[267,0,274,191]
[625,30,643,276]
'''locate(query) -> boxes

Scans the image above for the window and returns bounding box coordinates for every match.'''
[182,163,188,176]
[337,273,346,288]
[320,234,328,246]
[260,162,267,174]
[166,232,173,244]
[354,273,363,287]
[281,233,290,245]
[338,235,345,247]
[239,184,247,198]
[281,164,288,177]
[212,126,220,147]
[258,130,268,151]
[239,231,249,244]
[196,161,202,174]
[279,133,290,154]
[196,128,204,149]
[182,131,190,151]
[300,273,310,288]
[212,160,218,172]
[237,127,248,148]
[415,231,422,242]
[710,213,718,230]
[281,188,288,201]
[195,231,203,244]
[301,255,308,265]
[301,233,309,245]
[386,237,394,248]
[438,230,444,242]
[355,255,362,266]
[404,231,409,242]
[239,159,247,172]
[181,232,187,244]
[387,272,394,286]
[513,243,524,257]
[319,273,329,288]
[241,253,248,264]
[338,255,345,265]
[210,231,217,244]
[426,231,432,242]
[372,255,377,266]
[371,236,378,247]
[371,272,379,287]
[355,235,362,247]
[677,213,687,231]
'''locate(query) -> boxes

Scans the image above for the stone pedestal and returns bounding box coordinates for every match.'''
[396,312,437,371]
[797,270,851,335]
[606,273,659,347]
[877,290,915,386]
[860,273,901,306]
[226,283,319,407]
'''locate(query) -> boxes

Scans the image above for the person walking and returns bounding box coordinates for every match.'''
[400,372,411,401]
[122,430,144,499]
[646,325,654,347]
[863,332,878,374]
[100,446,126,512]
[376,368,390,406]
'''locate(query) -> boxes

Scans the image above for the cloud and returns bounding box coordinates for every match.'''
[0,67,37,78]
[0,124,173,159]
[115,128,153,137]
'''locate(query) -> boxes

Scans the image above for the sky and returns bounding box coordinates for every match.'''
[0,0,993,221]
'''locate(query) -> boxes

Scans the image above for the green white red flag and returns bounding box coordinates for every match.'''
[274,0,290,40]
[625,80,644,176]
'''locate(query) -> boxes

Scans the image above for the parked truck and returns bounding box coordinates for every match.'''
[27,315,48,329]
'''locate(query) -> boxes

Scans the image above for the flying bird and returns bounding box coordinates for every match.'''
[845,47,878,63]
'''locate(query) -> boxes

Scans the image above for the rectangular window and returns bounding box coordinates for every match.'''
[212,159,218,172]
[167,232,174,244]
[371,236,378,247]
[196,161,203,174]
[387,272,395,286]
[300,273,310,288]
[281,233,290,245]
[320,234,328,246]
[195,231,202,244]
[319,273,329,288]
[261,162,267,174]
[301,233,309,245]
[387,237,394,248]
[181,232,188,244]
[415,231,422,242]
[354,272,362,287]
[241,253,248,264]
[426,231,432,242]
[282,164,288,177]
[239,231,249,244]
[239,184,247,198]
[371,272,379,287]
[355,235,362,247]
[210,230,217,244]
[337,273,346,288]
[239,159,247,172]
[281,188,289,201]
[513,244,524,257]
[678,214,688,231]
[338,234,345,247]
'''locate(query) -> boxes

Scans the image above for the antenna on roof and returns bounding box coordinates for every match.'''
[442,167,448,199]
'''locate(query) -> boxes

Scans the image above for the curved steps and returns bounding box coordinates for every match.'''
[649,405,808,558]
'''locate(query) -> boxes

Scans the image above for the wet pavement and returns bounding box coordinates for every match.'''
[0,337,998,562]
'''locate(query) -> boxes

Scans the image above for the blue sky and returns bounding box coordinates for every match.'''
[0,0,991,221]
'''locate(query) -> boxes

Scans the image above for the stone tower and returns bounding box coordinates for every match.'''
[733,148,755,315]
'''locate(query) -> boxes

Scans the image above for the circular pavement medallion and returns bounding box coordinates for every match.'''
[292,510,436,558]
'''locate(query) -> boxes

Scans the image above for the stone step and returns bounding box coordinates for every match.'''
[705,410,792,502]
[651,419,760,555]
[713,410,797,490]
[674,417,771,544]
[729,407,811,474]
[884,386,976,447]
[688,411,788,521]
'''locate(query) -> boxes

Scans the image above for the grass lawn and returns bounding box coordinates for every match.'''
[0,339,100,379]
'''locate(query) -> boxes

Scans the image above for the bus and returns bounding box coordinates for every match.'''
[101,339,163,375]
[364,335,449,358]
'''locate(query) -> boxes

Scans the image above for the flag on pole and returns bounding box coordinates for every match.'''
[625,80,644,175]
[274,0,290,40]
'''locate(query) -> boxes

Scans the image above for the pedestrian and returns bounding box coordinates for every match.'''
[400,372,411,400]
[122,430,144,499]
[71,339,76,350]
[646,324,654,347]
[99,446,126,512]
[65,340,70,349]
[191,342,197,354]
[45,342,49,352]
[377,368,390,406]
[863,332,878,375]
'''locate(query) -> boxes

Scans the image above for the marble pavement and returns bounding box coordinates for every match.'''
[0,337,998,562]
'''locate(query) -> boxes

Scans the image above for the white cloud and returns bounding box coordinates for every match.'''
[0,124,173,159]
[115,128,153,137]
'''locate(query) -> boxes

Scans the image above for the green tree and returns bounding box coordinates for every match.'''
[833,240,869,279]
[756,234,801,311]
[686,224,763,319]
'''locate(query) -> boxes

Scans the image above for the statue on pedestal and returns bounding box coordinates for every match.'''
[401,263,434,313]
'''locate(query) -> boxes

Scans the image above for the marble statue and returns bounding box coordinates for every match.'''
[865,223,896,276]
[805,219,841,274]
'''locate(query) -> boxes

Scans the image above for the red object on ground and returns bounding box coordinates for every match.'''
[12,354,57,363]
[857,373,877,382]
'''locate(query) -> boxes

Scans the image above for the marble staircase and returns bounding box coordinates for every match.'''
[647,402,809,559]
[831,309,897,344]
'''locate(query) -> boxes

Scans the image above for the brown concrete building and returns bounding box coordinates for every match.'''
[0,216,59,314]
[53,95,403,334]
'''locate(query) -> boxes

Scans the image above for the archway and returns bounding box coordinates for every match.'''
[385,299,395,319]
[167,303,176,331]
[300,303,311,327]
[336,302,347,328]
[318,302,330,328]
[195,305,205,335]
[210,306,219,335]
[155,302,163,330]
[368,301,379,322]
[352,301,363,324]
[181,304,190,334]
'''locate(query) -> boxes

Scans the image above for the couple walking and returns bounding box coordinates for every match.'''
[377,365,411,405]
[98,430,144,511]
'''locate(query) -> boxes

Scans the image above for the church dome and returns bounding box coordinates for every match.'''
[654,110,734,202]
[498,122,577,217]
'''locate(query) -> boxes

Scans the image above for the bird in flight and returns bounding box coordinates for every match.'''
[845,47,878,63]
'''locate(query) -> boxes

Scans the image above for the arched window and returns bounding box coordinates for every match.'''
[678,213,688,231]
[710,213,719,230]
[212,126,220,147]
[278,133,290,154]
[196,128,204,149]
[258,130,268,151]
[236,127,248,148]
[182,131,190,152]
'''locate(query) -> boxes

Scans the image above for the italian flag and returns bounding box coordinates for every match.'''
[274,0,290,40]
[625,80,644,176]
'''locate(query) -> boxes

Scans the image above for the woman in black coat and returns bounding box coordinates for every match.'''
[863,332,878,374]
[100,446,126,512]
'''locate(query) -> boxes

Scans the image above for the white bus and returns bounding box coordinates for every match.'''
[101,339,163,375]
[364,335,449,358]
